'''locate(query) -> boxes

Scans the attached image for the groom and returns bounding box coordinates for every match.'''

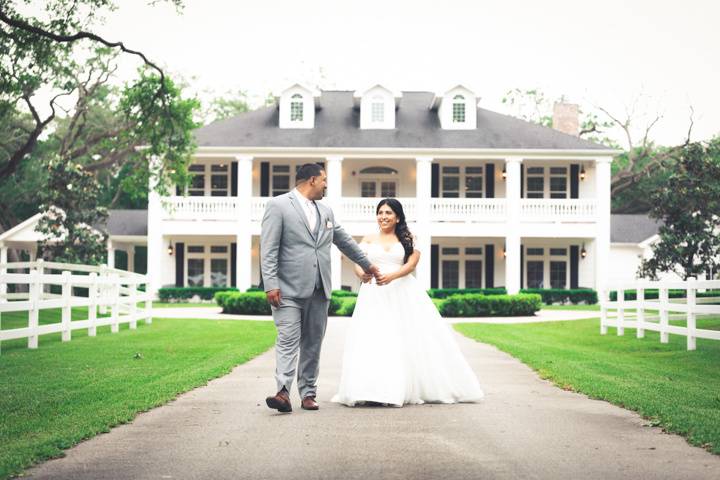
[260,163,380,413]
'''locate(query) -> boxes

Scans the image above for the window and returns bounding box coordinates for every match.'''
[441,166,460,198]
[441,165,485,198]
[442,260,459,288]
[360,181,376,198]
[550,261,567,289]
[210,164,229,197]
[290,94,303,122]
[272,165,291,196]
[550,248,567,256]
[188,164,205,196]
[359,166,398,198]
[465,166,483,198]
[211,259,228,287]
[550,167,568,199]
[465,260,483,288]
[187,259,204,287]
[526,248,544,256]
[186,243,232,287]
[527,261,544,288]
[371,96,384,123]
[526,167,544,199]
[380,181,396,197]
[452,95,465,123]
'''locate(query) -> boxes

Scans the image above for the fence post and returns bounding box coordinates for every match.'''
[89,272,98,337]
[61,270,71,342]
[659,286,669,344]
[636,286,645,339]
[600,288,608,335]
[145,280,152,325]
[129,280,137,330]
[617,287,625,336]
[99,265,108,314]
[111,273,120,333]
[28,269,40,349]
[687,277,696,351]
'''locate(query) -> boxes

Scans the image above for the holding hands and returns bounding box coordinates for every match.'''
[358,264,394,286]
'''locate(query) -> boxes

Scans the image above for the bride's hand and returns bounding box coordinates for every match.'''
[360,272,373,283]
[376,272,395,286]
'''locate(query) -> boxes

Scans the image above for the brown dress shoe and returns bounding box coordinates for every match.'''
[266,389,292,413]
[301,396,319,410]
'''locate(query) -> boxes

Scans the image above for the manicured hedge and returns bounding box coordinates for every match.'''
[439,293,542,317]
[331,290,358,297]
[215,291,271,315]
[609,289,720,301]
[158,286,238,301]
[520,288,597,305]
[337,298,357,316]
[427,288,507,298]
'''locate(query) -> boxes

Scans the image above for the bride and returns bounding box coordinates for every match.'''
[331,198,484,407]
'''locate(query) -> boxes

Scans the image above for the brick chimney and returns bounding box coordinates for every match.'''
[552,102,579,136]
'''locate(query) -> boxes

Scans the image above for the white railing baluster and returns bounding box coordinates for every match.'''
[111,274,120,334]
[129,281,137,330]
[659,287,669,344]
[617,287,625,336]
[636,287,645,339]
[600,288,608,335]
[28,269,39,349]
[89,272,98,337]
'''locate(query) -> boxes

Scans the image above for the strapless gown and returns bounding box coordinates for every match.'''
[331,242,484,407]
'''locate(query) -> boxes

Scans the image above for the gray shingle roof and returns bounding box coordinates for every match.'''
[105,210,148,236]
[611,214,661,243]
[195,91,613,151]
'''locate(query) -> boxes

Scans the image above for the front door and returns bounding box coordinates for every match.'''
[360,179,397,198]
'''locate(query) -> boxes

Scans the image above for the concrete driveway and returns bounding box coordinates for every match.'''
[25,317,720,479]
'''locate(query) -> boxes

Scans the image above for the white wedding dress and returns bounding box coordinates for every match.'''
[331,242,484,407]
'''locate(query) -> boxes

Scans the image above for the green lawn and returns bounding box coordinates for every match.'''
[541,304,600,311]
[0,315,276,479]
[151,302,218,308]
[455,317,720,455]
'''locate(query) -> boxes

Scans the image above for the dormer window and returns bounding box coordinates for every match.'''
[371,96,385,123]
[452,95,466,123]
[290,94,304,122]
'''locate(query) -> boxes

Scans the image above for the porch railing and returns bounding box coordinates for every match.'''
[430,198,507,222]
[339,197,417,222]
[520,199,597,221]
[161,197,238,221]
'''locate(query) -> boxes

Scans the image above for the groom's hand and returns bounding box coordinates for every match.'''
[266,289,282,308]
[366,264,381,278]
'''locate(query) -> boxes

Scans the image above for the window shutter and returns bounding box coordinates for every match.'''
[175,242,185,287]
[570,164,579,199]
[520,164,525,198]
[570,245,579,288]
[175,185,181,196]
[260,162,270,197]
[485,164,495,198]
[231,162,238,196]
[520,244,524,289]
[431,163,440,198]
[430,244,439,289]
[231,242,237,287]
[485,244,494,288]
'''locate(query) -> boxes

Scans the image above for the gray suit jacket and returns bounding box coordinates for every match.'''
[260,192,372,299]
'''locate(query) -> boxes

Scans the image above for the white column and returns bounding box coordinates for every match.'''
[146,155,164,299]
[595,156,612,292]
[106,238,115,269]
[236,155,253,291]
[127,245,135,273]
[415,156,433,289]
[505,156,522,294]
[326,155,344,290]
[0,243,7,302]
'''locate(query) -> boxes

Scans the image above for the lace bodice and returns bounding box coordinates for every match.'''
[361,242,405,273]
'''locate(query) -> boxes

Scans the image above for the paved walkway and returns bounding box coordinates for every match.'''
[25,317,720,479]
[152,306,600,323]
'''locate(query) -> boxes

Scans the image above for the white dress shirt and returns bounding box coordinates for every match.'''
[292,188,317,230]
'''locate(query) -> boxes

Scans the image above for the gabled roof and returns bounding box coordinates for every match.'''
[195,90,613,151]
[104,210,148,236]
[611,214,661,243]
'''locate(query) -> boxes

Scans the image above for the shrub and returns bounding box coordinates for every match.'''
[158,286,238,302]
[214,291,271,315]
[331,290,358,297]
[337,298,357,316]
[520,288,597,305]
[328,297,344,315]
[439,293,542,317]
[427,288,507,298]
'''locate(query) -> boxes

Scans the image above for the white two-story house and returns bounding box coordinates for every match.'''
[140,83,618,298]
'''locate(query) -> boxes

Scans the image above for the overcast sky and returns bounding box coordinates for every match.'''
[93,0,719,146]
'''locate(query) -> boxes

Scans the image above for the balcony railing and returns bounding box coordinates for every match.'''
[430,198,507,222]
[520,199,597,221]
[161,196,598,224]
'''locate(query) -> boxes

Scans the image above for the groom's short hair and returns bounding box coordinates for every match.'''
[296,163,324,183]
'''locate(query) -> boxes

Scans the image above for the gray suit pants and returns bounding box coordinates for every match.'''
[271,288,330,398]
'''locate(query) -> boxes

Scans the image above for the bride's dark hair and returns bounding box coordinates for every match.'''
[376,198,414,263]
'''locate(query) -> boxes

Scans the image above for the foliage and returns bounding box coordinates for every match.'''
[439,293,542,317]
[520,288,597,305]
[328,296,343,315]
[35,159,107,264]
[330,289,358,297]
[427,287,507,298]
[159,286,238,302]
[638,140,720,280]
[215,291,271,315]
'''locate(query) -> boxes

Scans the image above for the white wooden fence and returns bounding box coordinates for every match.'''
[0,260,152,354]
[600,278,720,350]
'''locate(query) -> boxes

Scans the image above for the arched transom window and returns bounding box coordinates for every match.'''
[290,94,304,122]
[452,95,466,123]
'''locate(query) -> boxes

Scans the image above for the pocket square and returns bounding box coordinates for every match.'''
[326,220,333,229]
